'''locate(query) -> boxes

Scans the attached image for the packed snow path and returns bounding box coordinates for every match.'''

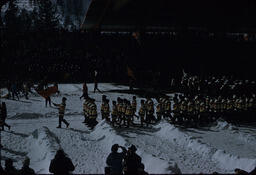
[1,84,256,174]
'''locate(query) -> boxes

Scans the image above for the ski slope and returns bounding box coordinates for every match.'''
[1,83,256,174]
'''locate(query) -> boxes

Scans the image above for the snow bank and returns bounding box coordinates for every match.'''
[10,113,45,119]
[91,120,127,148]
[213,119,238,131]
[91,120,172,174]
[212,119,256,147]
[156,121,256,173]
[212,150,256,172]
[237,132,256,144]
[26,127,61,174]
[140,152,174,174]
[156,121,214,156]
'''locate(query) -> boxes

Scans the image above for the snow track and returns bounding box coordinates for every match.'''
[1,83,256,173]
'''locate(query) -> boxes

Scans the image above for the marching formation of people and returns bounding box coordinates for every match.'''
[170,93,256,127]
[97,95,157,128]
[82,97,98,129]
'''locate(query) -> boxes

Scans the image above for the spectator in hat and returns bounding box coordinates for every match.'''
[123,145,142,175]
[106,144,127,174]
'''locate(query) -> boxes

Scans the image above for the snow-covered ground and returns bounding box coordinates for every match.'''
[1,83,256,174]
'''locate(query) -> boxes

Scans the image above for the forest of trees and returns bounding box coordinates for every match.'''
[0,0,90,32]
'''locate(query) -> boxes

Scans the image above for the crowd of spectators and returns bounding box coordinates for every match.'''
[1,29,256,89]
[176,73,256,98]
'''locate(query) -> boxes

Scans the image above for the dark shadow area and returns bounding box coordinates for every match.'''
[4,130,29,137]
[101,88,168,98]
[2,147,27,156]
[66,128,91,134]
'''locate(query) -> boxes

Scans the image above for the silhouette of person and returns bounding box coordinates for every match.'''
[1,102,11,130]
[19,157,35,175]
[5,159,18,175]
[106,144,127,174]
[49,149,75,175]
[123,145,142,175]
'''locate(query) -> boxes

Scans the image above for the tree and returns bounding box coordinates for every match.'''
[37,0,60,32]
[4,0,19,32]
[0,0,10,27]
[64,15,73,31]
[18,9,32,32]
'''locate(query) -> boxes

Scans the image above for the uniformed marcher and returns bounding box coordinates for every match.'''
[125,101,133,127]
[88,98,98,129]
[164,99,171,120]
[104,99,110,121]
[180,101,187,123]
[121,99,127,127]
[131,96,137,121]
[111,101,118,127]
[156,98,162,121]
[187,101,195,124]
[101,96,107,120]
[118,99,125,127]
[116,97,122,124]
[53,97,69,128]
[138,100,146,127]
[172,99,180,124]
[146,98,154,125]
[198,102,206,125]
[23,82,29,100]
[82,99,89,124]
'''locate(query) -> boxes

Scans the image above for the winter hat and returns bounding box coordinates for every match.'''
[111,144,119,152]
[129,145,137,152]
[23,157,30,167]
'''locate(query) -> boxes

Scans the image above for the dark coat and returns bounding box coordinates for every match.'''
[19,166,35,175]
[5,165,19,175]
[106,151,126,174]
[1,104,7,121]
[250,167,256,175]
[49,156,75,175]
[0,165,5,175]
[123,153,142,174]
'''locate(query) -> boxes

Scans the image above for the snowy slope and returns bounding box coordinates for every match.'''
[1,83,256,174]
